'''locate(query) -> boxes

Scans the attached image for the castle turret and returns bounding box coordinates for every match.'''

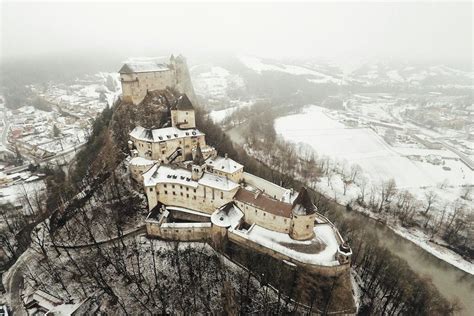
[289,187,317,240]
[191,143,205,181]
[171,94,195,129]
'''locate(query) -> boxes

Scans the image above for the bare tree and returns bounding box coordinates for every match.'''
[423,190,438,216]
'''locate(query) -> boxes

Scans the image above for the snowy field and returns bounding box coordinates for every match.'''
[192,65,245,104]
[239,55,340,84]
[274,105,473,191]
[209,100,253,123]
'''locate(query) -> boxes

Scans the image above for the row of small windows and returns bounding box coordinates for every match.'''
[163,190,197,200]
[164,184,197,193]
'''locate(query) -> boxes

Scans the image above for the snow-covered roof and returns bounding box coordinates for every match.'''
[119,61,170,74]
[211,202,244,228]
[143,165,239,191]
[130,126,204,143]
[206,155,243,174]
[144,165,198,188]
[129,156,156,167]
[199,172,239,191]
[166,205,212,218]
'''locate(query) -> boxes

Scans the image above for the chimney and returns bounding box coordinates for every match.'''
[225,153,228,159]
[254,191,261,199]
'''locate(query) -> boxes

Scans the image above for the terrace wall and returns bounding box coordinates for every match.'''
[146,221,211,241]
[228,231,349,277]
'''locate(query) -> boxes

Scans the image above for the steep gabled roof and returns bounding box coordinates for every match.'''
[193,143,205,165]
[173,94,194,111]
[291,187,316,215]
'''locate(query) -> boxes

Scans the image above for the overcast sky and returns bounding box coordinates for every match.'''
[1,1,472,66]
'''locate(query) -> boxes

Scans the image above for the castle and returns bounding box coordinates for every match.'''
[120,55,196,105]
[122,57,352,275]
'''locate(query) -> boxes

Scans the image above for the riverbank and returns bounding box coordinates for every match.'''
[352,205,473,275]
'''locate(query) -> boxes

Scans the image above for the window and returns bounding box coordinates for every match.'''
[173,191,176,196]
[149,188,153,192]
[162,150,165,154]
[306,225,310,229]
[180,192,183,196]
[186,187,189,191]
[180,185,183,189]
[263,213,266,216]
[220,192,223,199]
[164,184,167,188]
[164,190,168,195]
[193,195,196,200]
[193,188,196,193]
[273,216,276,219]
[186,194,189,198]
[172,185,175,189]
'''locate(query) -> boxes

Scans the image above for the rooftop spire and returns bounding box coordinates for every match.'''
[193,143,205,165]
[292,187,316,215]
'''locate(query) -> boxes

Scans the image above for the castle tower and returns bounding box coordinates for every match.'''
[289,187,317,240]
[174,55,198,106]
[118,57,176,105]
[191,143,205,181]
[171,94,195,129]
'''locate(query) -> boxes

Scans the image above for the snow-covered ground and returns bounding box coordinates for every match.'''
[191,65,245,106]
[275,105,473,191]
[273,104,473,274]
[239,55,341,84]
[231,223,341,266]
[209,100,253,123]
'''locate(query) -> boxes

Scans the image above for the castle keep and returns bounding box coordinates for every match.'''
[122,56,352,274]
[120,55,196,105]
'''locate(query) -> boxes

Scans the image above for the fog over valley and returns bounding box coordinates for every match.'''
[0,1,473,316]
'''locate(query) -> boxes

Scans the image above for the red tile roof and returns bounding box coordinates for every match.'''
[234,188,293,218]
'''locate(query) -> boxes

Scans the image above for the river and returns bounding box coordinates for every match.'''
[226,124,474,315]
[344,209,474,314]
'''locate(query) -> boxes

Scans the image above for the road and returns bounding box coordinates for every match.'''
[2,224,145,315]
[3,143,86,175]
[1,103,11,149]
[2,248,33,316]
